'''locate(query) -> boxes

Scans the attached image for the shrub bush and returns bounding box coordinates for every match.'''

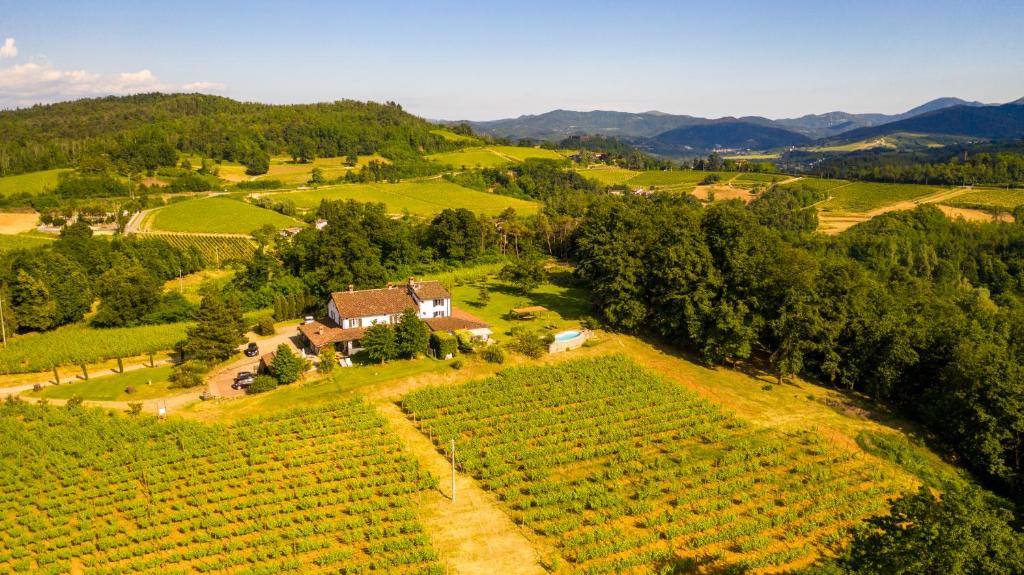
[318,347,336,374]
[430,332,458,359]
[248,375,278,394]
[125,386,136,395]
[454,330,475,353]
[256,316,276,336]
[451,358,464,370]
[508,329,547,358]
[270,344,306,384]
[169,361,211,389]
[481,345,505,364]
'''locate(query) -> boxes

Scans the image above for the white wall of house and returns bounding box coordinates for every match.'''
[328,300,340,324]
[418,298,450,318]
[343,314,390,329]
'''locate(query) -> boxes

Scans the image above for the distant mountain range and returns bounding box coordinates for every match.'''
[825,101,1024,143]
[453,97,1024,156]
[652,122,811,154]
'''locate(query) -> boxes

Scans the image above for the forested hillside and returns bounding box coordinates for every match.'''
[0,93,458,176]
[574,196,1024,509]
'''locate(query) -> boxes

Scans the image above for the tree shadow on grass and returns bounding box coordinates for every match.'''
[637,332,927,440]
[490,284,590,322]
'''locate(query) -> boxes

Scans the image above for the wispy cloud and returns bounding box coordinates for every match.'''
[181,81,226,92]
[0,38,16,59]
[0,59,226,108]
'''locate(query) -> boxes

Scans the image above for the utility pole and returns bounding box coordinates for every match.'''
[0,297,6,349]
[451,438,456,503]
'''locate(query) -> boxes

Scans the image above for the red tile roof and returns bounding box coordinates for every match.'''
[329,281,450,319]
[426,307,491,333]
[425,316,490,333]
[410,280,450,301]
[299,318,366,348]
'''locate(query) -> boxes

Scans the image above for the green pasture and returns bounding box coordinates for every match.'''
[0,233,55,253]
[0,169,71,196]
[263,181,538,216]
[150,196,302,234]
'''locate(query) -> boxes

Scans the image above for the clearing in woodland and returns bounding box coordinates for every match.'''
[401,356,912,574]
[0,169,70,196]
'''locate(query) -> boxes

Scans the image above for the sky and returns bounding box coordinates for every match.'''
[0,0,1022,120]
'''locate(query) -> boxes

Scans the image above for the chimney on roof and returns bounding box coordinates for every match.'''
[348,284,354,293]
[387,282,393,289]
[408,276,416,287]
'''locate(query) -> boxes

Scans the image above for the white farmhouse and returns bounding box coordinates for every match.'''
[299,277,491,355]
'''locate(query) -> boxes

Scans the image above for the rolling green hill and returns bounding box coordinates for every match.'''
[262,181,538,216]
[150,197,303,234]
[0,93,462,177]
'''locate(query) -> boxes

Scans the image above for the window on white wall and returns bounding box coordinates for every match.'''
[350,318,362,328]
[433,311,444,318]
[433,299,444,307]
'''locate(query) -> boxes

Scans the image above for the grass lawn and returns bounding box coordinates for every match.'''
[0,169,71,196]
[163,269,235,303]
[574,166,639,185]
[263,181,538,216]
[0,233,54,253]
[150,196,303,234]
[449,265,590,338]
[25,365,177,401]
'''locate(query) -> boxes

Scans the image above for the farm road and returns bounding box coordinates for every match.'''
[24,389,201,415]
[0,358,175,397]
[205,328,306,398]
[374,401,549,575]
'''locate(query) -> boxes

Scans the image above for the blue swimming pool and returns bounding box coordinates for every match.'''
[554,330,582,342]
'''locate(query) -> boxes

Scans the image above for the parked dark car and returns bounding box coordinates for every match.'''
[243,342,259,357]
[231,371,255,390]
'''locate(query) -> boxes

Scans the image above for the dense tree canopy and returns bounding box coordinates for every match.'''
[0,93,463,176]
[573,197,1024,504]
